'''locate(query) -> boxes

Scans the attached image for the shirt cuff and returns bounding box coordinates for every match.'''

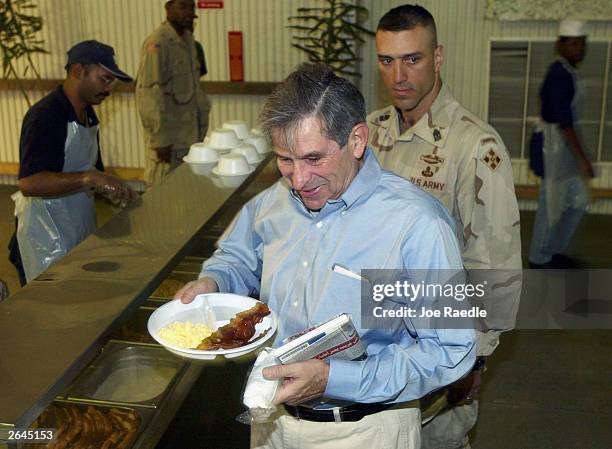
[476,329,500,356]
[323,358,361,402]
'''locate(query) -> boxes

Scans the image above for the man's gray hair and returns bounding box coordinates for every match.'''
[260,63,365,150]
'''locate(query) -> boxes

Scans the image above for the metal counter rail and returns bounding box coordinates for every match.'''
[0,155,275,429]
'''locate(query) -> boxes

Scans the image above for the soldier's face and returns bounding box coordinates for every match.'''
[273,117,364,211]
[167,0,197,32]
[77,64,115,105]
[376,27,443,113]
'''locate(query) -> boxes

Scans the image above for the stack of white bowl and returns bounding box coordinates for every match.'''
[186,120,271,178]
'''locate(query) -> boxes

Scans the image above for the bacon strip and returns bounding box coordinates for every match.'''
[197,302,271,350]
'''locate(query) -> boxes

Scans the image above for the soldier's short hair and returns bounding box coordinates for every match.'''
[260,63,365,150]
[377,4,438,48]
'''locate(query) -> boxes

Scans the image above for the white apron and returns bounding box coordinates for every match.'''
[541,58,589,225]
[13,121,99,282]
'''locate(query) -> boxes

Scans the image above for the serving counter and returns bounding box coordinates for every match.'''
[0,156,280,448]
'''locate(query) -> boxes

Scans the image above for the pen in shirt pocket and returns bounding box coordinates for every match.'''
[331,263,371,284]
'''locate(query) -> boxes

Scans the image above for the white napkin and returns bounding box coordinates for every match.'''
[242,348,281,422]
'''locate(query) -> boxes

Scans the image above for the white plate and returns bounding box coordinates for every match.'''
[147,293,276,360]
[212,166,256,177]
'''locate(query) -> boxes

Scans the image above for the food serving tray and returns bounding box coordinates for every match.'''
[66,342,186,407]
[25,399,153,449]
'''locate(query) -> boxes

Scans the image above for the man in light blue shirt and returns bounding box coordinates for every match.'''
[178,63,475,449]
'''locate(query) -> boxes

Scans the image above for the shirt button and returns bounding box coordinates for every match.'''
[302,261,309,268]
[341,211,347,216]
[316,221,323,228]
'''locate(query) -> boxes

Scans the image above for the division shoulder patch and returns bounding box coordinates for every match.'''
[480,148,502,171]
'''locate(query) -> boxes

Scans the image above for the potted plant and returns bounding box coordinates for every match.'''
[288,0,374,78]
[0,0,47,106]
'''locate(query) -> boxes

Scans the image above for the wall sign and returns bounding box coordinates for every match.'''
[198,1,223,9]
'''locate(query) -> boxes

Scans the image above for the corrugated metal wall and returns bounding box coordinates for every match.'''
[0,0,311,170]
[2,0,612,211]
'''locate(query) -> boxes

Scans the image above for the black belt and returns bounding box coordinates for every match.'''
[284,402,391,422]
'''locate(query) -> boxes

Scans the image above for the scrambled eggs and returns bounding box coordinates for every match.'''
[159,321,214,349]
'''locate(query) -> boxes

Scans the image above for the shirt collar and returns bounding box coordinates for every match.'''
[162,21,190,46]
[370,83,455,148]
[55,85,99,126]
[288,148,382,216]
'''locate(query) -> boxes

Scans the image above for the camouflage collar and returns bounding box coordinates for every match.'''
[371,83,455,148]
[161,21,191,47]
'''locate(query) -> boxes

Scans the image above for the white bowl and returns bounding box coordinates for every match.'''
[243,136,270,155]
[208,128,241,150]
[213,154,254,176]
[186,143,219,163]
[222,120,252,140]
[183,157,215,175]
[211,173,250,189]
[231,143,264,164]
[147,293,276,360]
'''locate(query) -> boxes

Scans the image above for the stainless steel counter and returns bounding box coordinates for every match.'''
[0,157,275,428]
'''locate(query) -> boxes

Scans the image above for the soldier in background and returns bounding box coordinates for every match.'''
[368,5,522,449]
[136,0,211,187]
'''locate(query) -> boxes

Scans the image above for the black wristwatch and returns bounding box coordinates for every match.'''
[472,356,486,371]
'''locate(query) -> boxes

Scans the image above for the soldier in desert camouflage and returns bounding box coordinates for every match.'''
[136,0,211,187]
[368,5,522,449]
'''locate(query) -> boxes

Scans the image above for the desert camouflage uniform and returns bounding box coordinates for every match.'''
[368,84,522,449]
[136,21,211,186]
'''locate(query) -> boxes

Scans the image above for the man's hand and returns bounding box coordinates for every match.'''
[85,171,137,208]
[579,156,595,179]
[175,277,219,304]
[155,145,173,163]
[447,370,483,405]
[263,359,330,406]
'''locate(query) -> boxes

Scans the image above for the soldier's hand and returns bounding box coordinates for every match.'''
[579,157,595,179]
[155,145,173,163]
[447,369,483,405]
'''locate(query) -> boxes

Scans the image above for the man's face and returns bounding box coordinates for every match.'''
[376,27,443,113]
[77,64,115,105]
[274,117,361,211]
[559,36,587,66]
[167,0,197,32]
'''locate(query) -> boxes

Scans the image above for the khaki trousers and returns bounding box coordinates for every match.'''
[144,147,188,188]
[251,405,421,449]
[420,400,478,449]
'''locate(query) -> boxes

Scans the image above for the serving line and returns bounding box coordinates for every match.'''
[0,153,275,429]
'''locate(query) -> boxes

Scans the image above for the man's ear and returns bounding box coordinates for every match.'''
[69,63,85,79]
[348,122,369,159]
[434,45,444,74]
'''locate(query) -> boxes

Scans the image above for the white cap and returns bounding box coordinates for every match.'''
[558,20,587,37]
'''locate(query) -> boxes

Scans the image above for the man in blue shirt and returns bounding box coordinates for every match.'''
[529,20,594,269]
[178,63,475,448]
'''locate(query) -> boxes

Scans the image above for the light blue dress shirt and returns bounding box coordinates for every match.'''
[201,149,476,404]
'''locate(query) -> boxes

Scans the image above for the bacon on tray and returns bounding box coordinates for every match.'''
[196,302,271,350]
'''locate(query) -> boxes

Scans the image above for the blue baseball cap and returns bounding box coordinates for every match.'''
[66,40,133,82]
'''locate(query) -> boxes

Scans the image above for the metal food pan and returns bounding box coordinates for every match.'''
[111,307,158,344]
[67,342,185,407]
[174,256,206,274]
[25,399,153,449]
[149,271,197,300]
